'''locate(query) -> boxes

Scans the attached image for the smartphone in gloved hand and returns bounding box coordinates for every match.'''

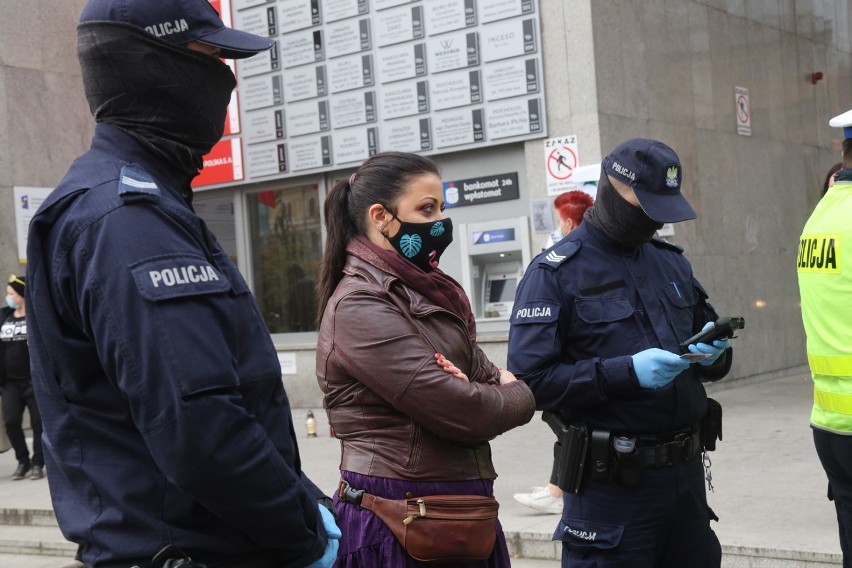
[678,317,745,353]
[680,353,712,363]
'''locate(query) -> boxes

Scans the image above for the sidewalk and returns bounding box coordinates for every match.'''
[0,368,843,566]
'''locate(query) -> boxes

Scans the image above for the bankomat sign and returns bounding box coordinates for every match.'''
[443,172,519,208]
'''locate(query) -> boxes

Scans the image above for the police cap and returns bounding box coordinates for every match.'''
[79,0,275,60]
[602,138,696,224]
[829,109,852,139]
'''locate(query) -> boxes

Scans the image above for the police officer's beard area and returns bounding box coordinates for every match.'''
[584,175,664,247]
[77,21,236,179]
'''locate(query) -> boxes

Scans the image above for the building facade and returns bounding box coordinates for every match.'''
[2,0,850,406]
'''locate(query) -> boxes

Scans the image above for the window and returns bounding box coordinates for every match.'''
[193,194,238,261]
[247,184,322,333]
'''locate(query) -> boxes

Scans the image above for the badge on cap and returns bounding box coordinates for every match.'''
[665,165,679,189]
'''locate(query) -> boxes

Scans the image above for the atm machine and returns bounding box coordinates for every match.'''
[458,216,531,332]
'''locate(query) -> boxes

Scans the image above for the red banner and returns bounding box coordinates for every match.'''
[192,138,244,188]
[208,0,231,26]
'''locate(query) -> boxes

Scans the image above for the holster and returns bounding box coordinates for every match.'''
[543,412,589,494]
[701,398,723,451]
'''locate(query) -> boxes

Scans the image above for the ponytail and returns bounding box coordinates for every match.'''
[317,178,356,322]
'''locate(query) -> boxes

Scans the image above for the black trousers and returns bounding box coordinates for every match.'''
[813,427,852,568]
[1,379,44,467]
[82,551,280,568]
[558,456,720,568]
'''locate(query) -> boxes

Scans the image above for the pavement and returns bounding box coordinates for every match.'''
[0,367,844,567]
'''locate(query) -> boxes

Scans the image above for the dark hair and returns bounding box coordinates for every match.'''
[317,152,441,321]
[554,190,594,226]
[843,139,852,167]
[823,162,843,195]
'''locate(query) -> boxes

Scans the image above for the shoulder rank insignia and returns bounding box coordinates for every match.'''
[118,165,161,202]
[538,239,580,268]
[650,237,684,254]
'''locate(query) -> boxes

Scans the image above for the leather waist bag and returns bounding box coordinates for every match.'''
[339,481,499,562]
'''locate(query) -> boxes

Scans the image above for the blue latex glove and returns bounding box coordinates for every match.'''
[688,321,732,366]
[306,503,341,568]
[631,348,690,389]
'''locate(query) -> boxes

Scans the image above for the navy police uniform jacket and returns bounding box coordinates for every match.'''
[507,222,731,434]
[26,124,328,568]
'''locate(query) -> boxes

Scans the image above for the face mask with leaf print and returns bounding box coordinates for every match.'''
[384,213,454,272]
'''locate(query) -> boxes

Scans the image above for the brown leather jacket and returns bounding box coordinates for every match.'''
[317,240,535,481]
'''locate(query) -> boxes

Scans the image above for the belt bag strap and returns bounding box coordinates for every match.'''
[339,481,498,562]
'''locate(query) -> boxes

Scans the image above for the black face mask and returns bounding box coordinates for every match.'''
[585,174,663,248]
[383,212,454,272]
[77,22,237,179]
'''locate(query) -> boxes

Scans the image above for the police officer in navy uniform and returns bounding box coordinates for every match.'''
[25,1,340,567]
[508,138,732,568]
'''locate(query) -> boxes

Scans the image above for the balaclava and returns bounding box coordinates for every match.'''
[585,173,664,248]
[77,22,236,181]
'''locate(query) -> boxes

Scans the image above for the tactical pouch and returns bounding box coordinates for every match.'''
[590,429,612,481]
[700,398,723,451]
[613,438,642,487]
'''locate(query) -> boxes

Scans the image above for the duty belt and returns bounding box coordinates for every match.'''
[635,428,702,468]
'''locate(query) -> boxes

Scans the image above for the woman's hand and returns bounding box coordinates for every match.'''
[435,353,469,382]
[498,368,517,385]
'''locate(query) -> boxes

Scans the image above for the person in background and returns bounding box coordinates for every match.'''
[515,190,594,514]
[316,151,536,567]
[508,138,732,567]
[544,190,595,249]
[797,108,852,567]
[823,162,843,196]
[25,0,339,566]
[2,275,44,480]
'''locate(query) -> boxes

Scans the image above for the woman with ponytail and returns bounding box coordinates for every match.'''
[316,152,535,567]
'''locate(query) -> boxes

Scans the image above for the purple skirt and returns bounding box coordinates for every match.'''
[333,471,511,568]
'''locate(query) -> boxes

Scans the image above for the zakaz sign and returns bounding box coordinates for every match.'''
[443,172,519,208]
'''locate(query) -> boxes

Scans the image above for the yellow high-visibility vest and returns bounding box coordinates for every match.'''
[797,179,852,433]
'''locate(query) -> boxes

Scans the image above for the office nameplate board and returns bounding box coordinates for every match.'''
[289,135,332,171]
[244,107,286,145]
[380,116,432,152]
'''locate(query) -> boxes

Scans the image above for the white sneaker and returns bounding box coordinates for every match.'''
[513,486,563,514]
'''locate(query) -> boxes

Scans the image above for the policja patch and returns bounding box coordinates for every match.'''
[798,234,841,273]
[510,301,560,325]
[131,253,231,301]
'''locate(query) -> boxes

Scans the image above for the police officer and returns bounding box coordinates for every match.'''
[508,138,733,568]
[797,109,852,566]
[26,1,340,567]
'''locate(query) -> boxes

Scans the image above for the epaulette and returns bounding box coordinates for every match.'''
[537,239,580,269]
[117,165,161,203]
[650,237,684,254]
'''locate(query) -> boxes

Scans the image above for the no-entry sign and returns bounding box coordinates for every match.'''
[544,135,579,193]
[735,86,751,136]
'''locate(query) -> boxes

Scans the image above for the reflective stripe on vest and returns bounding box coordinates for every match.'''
[814,389,852,416]
[808,354,852,376]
